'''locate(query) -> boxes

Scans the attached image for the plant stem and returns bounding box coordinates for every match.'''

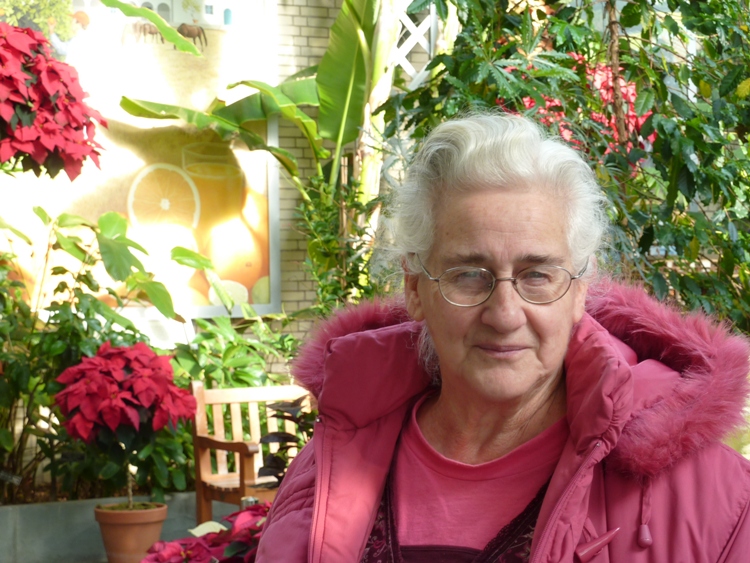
[127,468,134,510]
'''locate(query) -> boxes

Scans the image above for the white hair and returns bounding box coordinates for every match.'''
[386,111,609,276]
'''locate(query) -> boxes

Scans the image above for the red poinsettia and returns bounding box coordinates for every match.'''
[144,502,271,563]
[56,341,196,443]
[0,22,105,180]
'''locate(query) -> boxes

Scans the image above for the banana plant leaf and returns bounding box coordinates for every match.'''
[100,0,200,55]
[231,80,330,161]
[119,97,300,177]
[214,75,320,129]
[316,0,378,147]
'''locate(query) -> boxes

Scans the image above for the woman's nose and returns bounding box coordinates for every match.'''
[480,279,526,332]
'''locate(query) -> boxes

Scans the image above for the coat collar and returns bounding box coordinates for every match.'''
[292,282,750,478]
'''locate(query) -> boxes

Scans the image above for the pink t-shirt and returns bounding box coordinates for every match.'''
[393,394,569,550]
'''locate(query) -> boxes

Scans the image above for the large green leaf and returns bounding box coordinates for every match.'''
[120,98,237,138]
[121,97,301,176]
[317,0,377,147]
[216,75,320,125]
[100,0,200,55]
[232,80,329,160]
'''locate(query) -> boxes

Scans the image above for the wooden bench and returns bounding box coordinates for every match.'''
[191,380,309,523]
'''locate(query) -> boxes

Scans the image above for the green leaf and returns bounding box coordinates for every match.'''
[634,89,655,116]
[662,14,680,36]
[652,271,668,300]
[0,429,13,452]
[57,213,93,228]
[100,0,200,55]
[0,216,32,244]
[54,232,87,262]
[620,3,642,28]
[92,300,136,331]
[171,468,187,491]
[317,0,376,148]
[719,65,744,97]
[406,0,432,14]
[97,212,128,239]
[33,207,51,225]
[137,442,155,460]
[232,80,329,161]
[138,281,176,319]
[152,453,169,487]
[670,93,695,119]
[96,235,144,281]
[99,461,121,480]
[171,247,213,270]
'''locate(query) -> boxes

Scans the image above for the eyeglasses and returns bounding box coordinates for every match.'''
[416,255,587,307]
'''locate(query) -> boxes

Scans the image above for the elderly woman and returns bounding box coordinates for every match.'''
[256,113,750,562]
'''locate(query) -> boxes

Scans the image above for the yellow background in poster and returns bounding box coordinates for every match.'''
[0,2,279,315]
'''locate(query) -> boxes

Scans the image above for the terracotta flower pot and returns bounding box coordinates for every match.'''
[94,503,168,563]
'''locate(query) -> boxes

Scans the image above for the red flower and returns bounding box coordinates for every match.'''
[55,342,195,443]
[144,503,271,563]
[0,22,105,180]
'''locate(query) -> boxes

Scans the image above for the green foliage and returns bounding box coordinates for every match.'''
[380,0,750,332]
[0,209,183,503]
[296,175,383,316]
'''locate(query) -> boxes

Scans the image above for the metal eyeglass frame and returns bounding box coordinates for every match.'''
[416,254,588,307]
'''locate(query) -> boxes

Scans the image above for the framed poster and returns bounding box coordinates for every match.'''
[0,0,282,318]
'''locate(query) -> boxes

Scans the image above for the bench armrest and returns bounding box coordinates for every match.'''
[194,435,260,456]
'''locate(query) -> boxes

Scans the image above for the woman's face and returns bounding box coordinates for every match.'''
[405,187,588,411]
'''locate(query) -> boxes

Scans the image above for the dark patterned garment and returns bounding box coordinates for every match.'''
[360,477,548,563]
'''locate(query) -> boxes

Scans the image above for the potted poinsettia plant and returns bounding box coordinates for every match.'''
[55,340,197,563]
[0,22,104,180]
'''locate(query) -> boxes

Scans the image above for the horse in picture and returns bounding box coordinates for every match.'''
[138,22,164,44]
[177,23,208,51]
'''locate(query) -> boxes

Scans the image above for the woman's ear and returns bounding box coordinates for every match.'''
[403,257,425,321]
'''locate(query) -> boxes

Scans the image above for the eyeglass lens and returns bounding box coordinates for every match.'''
[438,265,573,305]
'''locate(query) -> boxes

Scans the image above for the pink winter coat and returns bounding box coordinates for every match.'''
[256,283,750,562]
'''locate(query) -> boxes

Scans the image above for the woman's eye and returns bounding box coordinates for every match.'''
[520,269,552,283]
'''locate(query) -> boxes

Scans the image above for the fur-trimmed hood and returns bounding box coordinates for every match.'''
[291,282,750,478]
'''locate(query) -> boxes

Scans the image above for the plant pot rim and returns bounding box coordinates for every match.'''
[95,501,167,511]
[95,502,167,524]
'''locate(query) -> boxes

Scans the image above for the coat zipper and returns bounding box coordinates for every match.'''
[309,415,332,563]
[529,441,602,563]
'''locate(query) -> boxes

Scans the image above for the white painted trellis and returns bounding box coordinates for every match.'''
[393,3,439,90]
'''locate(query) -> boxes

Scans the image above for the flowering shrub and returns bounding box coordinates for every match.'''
[521,54,656,154]
[0,22,104,180]
[55,341,196,507]
[144,502,270,563]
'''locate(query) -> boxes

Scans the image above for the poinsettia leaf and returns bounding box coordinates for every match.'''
[99,461,121,480]
[137,442,154,460]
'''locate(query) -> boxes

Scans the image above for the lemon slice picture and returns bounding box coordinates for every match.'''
[127,164,201,228]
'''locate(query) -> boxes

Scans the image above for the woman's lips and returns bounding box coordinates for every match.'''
[475,343,528,356]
